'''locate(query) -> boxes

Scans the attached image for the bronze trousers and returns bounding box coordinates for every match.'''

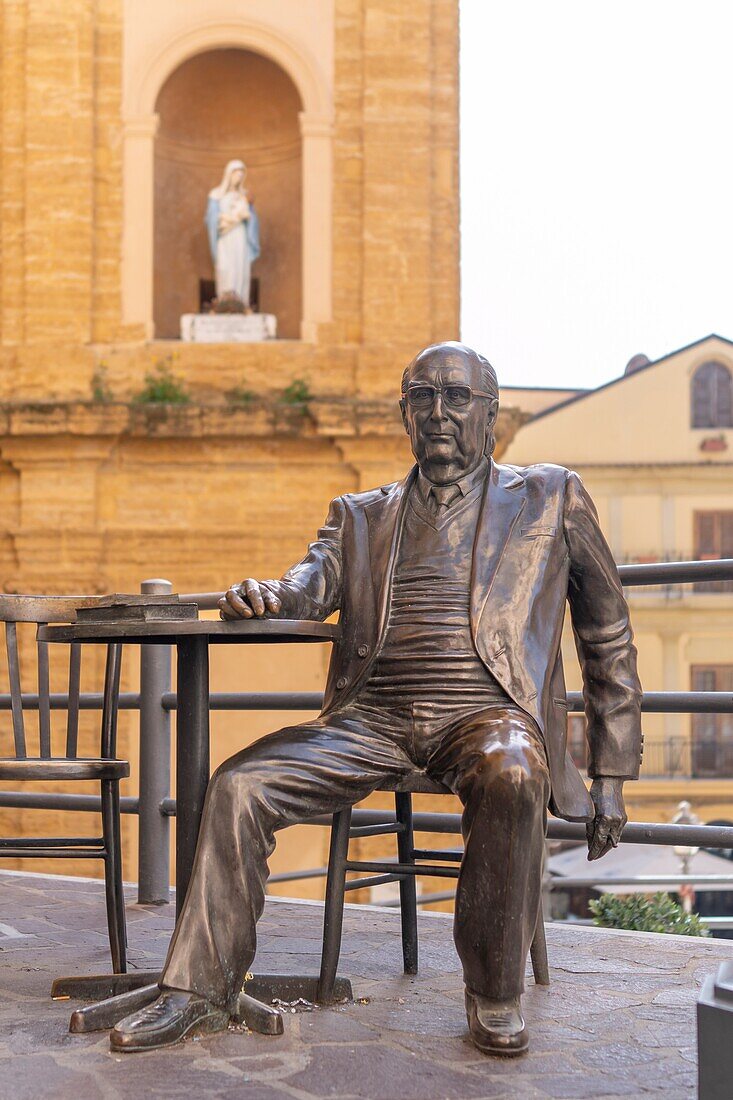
[161,701,550,1013]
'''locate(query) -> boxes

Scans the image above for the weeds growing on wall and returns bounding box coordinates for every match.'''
[132,360,190,405]
[91,364,113,403]
[279,378,312,407]
[226,384,256,406]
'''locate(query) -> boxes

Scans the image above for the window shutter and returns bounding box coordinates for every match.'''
[695,512,718,558]
[692,365,713,427]
[717,366,733,427]
[691,362,733,428]
[721,514,733,558]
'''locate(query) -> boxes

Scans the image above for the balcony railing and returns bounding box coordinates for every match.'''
[0,558,733,909]
[631,735,733,779]
[619,552,733,596]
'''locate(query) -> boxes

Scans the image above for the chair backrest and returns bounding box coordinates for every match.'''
[0,595,121,761]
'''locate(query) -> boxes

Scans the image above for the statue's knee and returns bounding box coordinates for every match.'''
[472,745,546,804]
[209,753,264,806]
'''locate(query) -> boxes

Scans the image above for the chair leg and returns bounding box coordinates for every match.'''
[530,897,550,986]
[395,791,418,975]
[101,778,127,974]
[317,806,352,1004]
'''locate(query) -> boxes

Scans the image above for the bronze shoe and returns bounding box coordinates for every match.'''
[465,990,528,1056]
[110,990,229,1053]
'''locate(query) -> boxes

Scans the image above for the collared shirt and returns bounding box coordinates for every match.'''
[415,457,488,518]
[358,453,510,717]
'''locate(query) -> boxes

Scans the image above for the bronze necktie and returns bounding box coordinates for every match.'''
[430,483,461,516]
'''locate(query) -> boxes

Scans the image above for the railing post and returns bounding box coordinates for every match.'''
[137,578,172,904]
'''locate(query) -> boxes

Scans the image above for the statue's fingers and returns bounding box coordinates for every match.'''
[591,836,614,861]
[244,579,266,617]
[608,816,626,848]
[588,816,611,861]
[225,587,253,618]
[262,589,282,615]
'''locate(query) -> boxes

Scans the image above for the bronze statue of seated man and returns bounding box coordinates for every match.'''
[112,342,641,1056]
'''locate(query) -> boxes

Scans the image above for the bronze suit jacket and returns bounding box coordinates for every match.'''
[265,460,643,822]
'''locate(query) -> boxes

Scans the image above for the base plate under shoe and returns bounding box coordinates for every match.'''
[110,991,229,1053]
[465,990,529,1057]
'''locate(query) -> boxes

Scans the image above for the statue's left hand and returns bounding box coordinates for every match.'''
[586,777,627,861]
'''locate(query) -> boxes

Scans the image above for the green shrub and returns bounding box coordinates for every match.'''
[226,384,256,406]
[132,361,190,405]
[589,891,709,936]
[279,378,312,406]
[91,364,113,404]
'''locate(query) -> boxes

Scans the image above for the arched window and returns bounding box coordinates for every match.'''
[691,362,733,428]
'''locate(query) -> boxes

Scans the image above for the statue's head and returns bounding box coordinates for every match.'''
[216,159,247,194]
[400,342,499,485]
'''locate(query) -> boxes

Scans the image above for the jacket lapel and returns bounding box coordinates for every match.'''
[470,461,526,634]
[365,466,416,635]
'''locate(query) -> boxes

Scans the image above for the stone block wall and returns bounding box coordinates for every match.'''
[0,0,472,886]
[1,0,460,398]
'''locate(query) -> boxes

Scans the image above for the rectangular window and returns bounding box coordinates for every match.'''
[691,665,733,777]
[694,512,733,592]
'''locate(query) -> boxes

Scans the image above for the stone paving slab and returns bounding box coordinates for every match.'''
[0,869,731,1099]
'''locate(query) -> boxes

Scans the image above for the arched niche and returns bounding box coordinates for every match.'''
[153,48,303,339]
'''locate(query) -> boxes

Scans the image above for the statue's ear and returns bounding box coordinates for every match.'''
[487,398,499,432]
[400,398,409,433]
[485,398,499,456]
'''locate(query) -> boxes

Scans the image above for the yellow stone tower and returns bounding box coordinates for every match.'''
[0,0,462,592]
[0,1,470,882]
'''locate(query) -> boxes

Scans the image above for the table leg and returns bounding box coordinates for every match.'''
[56,637,212,1025]
[175,636,211,918]
[60,632,355,1035]
[68,983,161,1034]
[51,970,160,1003]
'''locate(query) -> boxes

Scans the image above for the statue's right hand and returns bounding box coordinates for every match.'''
[219,580,282,620]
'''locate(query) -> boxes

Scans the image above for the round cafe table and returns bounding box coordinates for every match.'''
[38,617,343,1034]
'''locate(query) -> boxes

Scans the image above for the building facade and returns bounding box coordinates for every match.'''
[0,0,476,886]
[503,335,733,827]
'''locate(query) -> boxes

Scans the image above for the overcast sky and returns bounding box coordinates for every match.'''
[460,1,733,389]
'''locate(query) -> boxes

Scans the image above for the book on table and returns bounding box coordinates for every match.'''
[75,595,199,623]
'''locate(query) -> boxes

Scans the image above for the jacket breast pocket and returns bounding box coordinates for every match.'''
[522,526,557,538]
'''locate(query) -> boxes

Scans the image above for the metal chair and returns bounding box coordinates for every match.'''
[0,595,129,972]
[317,772,550,1002]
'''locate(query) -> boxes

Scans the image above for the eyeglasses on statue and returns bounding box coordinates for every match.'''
[402,383,495,408]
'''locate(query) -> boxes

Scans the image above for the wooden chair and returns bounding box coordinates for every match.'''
[0,595,129,972]
[317,773,550,1002]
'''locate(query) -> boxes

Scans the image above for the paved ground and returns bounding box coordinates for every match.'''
[0,869,730,1099]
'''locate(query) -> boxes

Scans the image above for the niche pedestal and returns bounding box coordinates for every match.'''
[180,313,277,342]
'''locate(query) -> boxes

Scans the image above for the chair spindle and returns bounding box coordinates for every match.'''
[101,643,122,759]
[37,633,51,758]
[65,643,82,759]
[5,622,26,759]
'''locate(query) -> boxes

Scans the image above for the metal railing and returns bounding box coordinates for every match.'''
[633,734,733,779]
[618,553,733,596]
[1,559,733,908]
[566,733,733,780]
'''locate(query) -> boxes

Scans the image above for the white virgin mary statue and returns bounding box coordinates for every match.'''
[205,159,261,306]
